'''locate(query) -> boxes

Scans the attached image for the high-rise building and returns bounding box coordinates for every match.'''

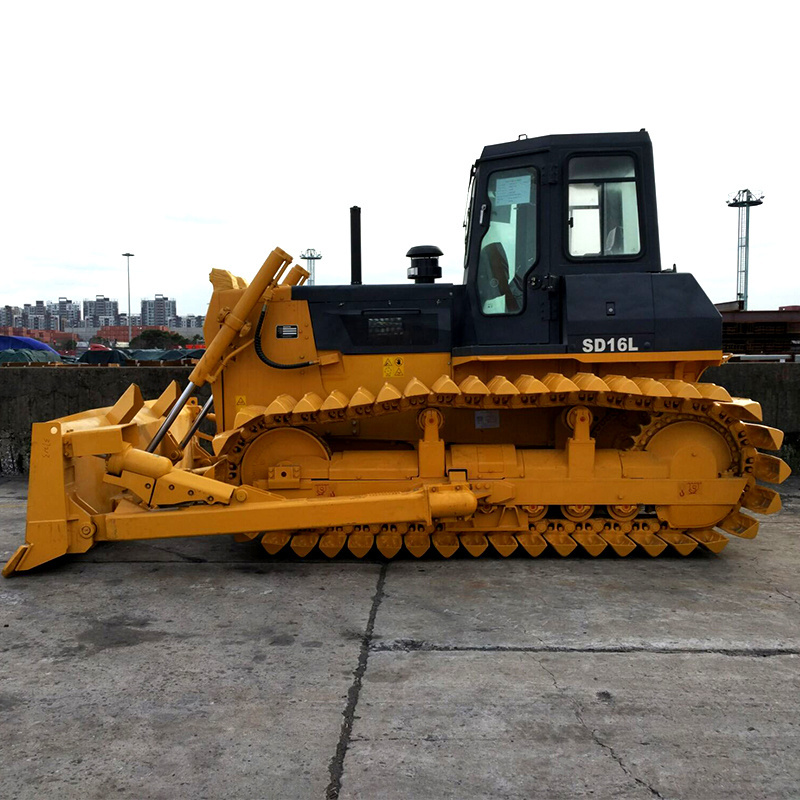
[141,294,177,326]
[49,297,82,328]
[83,296,119,326]
[22,301,50,330]
[0,305,21,327]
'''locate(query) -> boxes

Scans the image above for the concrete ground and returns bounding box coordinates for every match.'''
[1,477,798,800]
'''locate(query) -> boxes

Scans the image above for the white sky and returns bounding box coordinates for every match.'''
[1,1,795,315]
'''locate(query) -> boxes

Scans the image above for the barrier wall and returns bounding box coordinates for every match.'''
[0,367,192,473]
[0,363,797,474]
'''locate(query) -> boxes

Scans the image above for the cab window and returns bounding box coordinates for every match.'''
[568,155,641,258]
[477,167,537,315]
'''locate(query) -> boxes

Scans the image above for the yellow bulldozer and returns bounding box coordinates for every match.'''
[3,130,790,576]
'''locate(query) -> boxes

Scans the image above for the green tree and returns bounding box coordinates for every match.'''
[62,339,77,351]
[130,329,190,349]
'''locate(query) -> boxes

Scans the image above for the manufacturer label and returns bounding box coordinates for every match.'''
[276,324,299,339]
[382,356,405,377]
[581,336,639,353]
[475,410,500,429]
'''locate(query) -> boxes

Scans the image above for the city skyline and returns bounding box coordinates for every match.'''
[0,292,205,332]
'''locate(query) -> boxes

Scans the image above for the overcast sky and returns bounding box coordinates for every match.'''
[1,1,795,315]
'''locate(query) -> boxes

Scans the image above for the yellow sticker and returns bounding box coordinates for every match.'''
[382,356,404,377]
[235,395,247,407]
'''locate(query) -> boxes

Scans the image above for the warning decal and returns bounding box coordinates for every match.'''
[382,356,405,378]
[235,395,247,407]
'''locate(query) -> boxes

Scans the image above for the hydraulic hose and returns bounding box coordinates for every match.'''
[254,303,318,370]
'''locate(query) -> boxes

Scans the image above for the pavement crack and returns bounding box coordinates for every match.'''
[325,562,388,800]
[771,586,800,607]
[573,703,665,799]
[146,544,207,564]
[370,640,799,658]
[534,654,664,799]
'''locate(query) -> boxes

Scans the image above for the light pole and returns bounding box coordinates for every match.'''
[726,191,763,310]
[122,253,134,343]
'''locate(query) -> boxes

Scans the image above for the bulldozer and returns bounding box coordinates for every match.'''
[3,130,790,576]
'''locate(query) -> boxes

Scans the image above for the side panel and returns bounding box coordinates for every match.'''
[293,284,457,355]
[564,272,721,353]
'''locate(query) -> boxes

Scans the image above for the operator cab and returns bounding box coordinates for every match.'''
[464,130,661,319]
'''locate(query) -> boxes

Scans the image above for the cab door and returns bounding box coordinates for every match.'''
[459,154,560,352]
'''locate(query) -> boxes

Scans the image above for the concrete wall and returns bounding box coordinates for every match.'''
[0,366,192,473]
[703,362,800,471]
[1,363,798,474]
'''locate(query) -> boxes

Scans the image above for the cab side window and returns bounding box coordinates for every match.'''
[568,156,641,258]
[477,167,537,315]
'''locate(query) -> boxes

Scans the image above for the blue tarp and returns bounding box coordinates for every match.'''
[0,335,60,354]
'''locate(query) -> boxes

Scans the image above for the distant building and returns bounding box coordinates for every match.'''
[118,313,142,328]
[50,297,82,328]
[168,313,205,329]
[0,305,21,327]
[141,295,177,327]
[84,295,119,327]
[21,301,51,330]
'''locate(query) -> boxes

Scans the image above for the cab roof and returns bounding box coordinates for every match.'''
[479,130,652,161]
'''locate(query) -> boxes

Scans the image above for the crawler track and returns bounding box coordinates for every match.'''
[215,371,789,559]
